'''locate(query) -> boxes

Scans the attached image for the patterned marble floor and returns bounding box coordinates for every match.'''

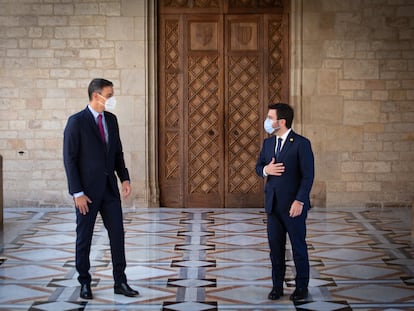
[0,206,413,311]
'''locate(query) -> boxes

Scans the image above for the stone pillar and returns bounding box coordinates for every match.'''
[0,155,3,229]
[412,200,414,239]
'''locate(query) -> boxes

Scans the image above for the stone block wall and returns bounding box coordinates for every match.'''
[0,0,149,208]
[0,0,413,208]
[298,0,414,207]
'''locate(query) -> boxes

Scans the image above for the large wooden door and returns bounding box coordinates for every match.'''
[158,1,289,208]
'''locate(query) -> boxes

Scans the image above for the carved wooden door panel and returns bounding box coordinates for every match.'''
[158,2,288,208]
[185,15,224,207]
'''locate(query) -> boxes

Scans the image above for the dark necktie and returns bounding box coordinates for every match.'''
[97,114,106,143]
[275,137,282,161]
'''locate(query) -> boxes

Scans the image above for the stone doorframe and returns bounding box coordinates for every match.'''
[144,0,303,207]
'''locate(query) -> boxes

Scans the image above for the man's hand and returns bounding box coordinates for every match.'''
[121,181,131,198]
[264,158,285,176]
[74,195,92,215]
[289,200,304,217]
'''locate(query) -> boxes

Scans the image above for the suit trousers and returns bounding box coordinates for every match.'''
[267,206,309,289]
[75,182,127,285]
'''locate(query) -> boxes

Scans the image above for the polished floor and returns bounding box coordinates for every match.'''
[0,206,413,311]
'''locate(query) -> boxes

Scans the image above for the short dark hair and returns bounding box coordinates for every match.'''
[88,78,113,101]
[268,102,294,128]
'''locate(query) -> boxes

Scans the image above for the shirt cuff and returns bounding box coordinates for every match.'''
[263,166,268,177]
[73,191,84,198]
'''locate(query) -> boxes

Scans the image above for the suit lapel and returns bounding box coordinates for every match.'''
[279,131,295,161]
[103,111,112,150]
[84,108,100,139]
[84,108,108,147]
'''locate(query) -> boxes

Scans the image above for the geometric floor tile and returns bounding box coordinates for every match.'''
[212,235,267,246]
[313,248,382,261]
[162,301,217,311]
[334,284,414,302]
[1,206,413,310]
[1,264,66,280]
[211,212,262,221]
[286,278,336,287]
[167,278,216,288]
[126,223,183,233]
[175,244,215,251]
[308,234,369,245]
[321,264,400,279]
[95,265,177,280]
[92,286,174,304]
[209,222,264,232]
[295,300,351,311]
[206,285,270,304]
[208,265,270,280]
[47,278,82,287]
[29,301,87,311]
[171,260,216,268]
[22,234,74,245]
[5,248,73,261]
[0,285,51,303]
[402,276,414,285]
[212,249,268,262]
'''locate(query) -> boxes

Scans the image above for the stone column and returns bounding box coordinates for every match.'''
[412,200,414,239]
[0,155,3,229]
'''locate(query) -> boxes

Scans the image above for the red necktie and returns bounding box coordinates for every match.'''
[97,114,106,143]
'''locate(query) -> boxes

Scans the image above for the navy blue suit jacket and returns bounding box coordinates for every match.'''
[63,107,129,201]
[255,130,314,214]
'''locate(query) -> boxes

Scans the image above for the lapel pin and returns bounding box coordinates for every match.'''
[290,138,294,142]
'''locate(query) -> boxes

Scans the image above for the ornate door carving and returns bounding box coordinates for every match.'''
[158,1,288,208]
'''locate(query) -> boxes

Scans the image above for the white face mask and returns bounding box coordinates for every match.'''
[264,118,275,134]
[98,94,117,110]
[104,96,117,110]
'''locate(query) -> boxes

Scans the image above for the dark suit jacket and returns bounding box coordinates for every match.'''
[63,107,129,201]
[256,130,314,214]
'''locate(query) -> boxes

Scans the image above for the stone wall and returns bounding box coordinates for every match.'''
[297,0,414,207]
[0,0,413,208]
[0,0,150,208]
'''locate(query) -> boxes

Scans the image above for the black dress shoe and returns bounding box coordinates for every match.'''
[80,283,93,299]
[289,288,308,301]
[268,287,283,300]
[114,282,139,297]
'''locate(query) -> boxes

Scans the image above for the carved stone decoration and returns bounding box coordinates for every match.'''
[230,22,257,51]
[190,22,217,50]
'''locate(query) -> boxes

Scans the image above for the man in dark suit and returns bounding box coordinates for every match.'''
[63,78,139,299]
[256,103,314,301]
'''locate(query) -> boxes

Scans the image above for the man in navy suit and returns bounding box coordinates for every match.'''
[63,78,139,299]
[256,103,314,301]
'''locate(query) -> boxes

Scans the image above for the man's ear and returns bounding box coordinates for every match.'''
[92,92,101,102]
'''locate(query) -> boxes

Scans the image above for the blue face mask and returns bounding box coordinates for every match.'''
[264,118,275,134]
